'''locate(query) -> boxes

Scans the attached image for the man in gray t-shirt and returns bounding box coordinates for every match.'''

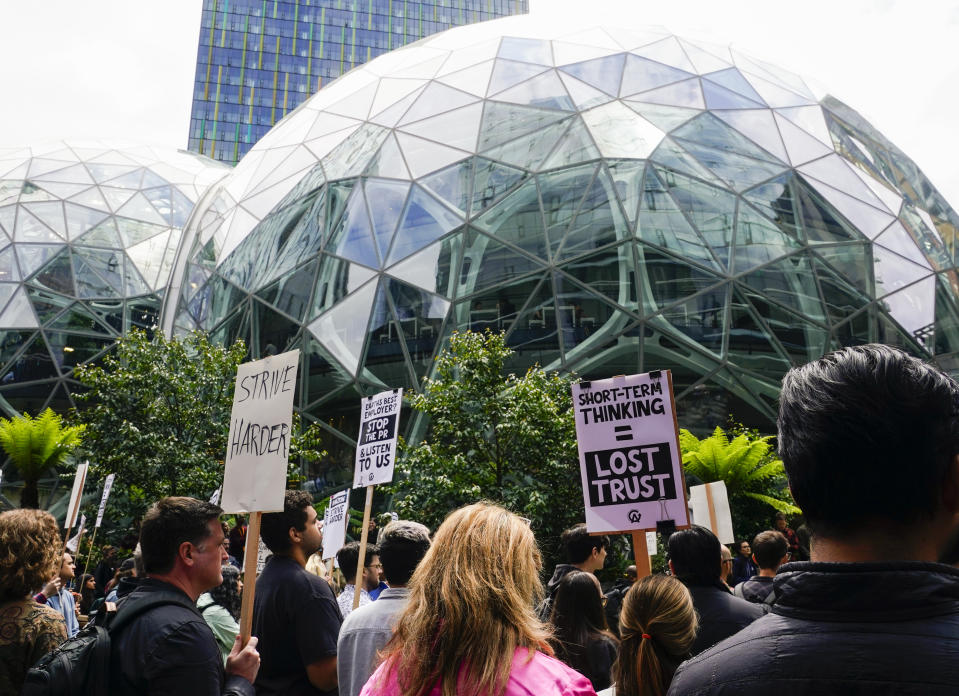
[336,521,431,696]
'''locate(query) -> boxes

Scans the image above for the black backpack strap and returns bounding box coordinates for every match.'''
[197,601,215,614]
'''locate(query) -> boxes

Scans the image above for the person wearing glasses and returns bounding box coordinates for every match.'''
[732,531,789,608]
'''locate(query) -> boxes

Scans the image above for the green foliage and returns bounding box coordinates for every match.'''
[680,422,800,542]
[71,329,326,533]
[0,408,85,508]
[386,331,583,571]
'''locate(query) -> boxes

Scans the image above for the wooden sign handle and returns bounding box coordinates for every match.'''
[352,486,374,609]
[239,511,261,645]
[631,531,652,579]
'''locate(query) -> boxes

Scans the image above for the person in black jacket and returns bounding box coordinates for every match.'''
[670,344,959,695]
[729,540,757,587]
[666,526,763,656]
[110,497,260,696]
[539,523,609,620]
[549,570,618,691]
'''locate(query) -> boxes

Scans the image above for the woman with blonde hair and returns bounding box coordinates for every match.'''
[598,575,697,696]
[360,502,596,696]
[0,509,68,693]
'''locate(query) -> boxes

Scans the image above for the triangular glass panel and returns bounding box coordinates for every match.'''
[582,101,665,159]
[733,200,802,273]
[775,105,832,146]
[726,288,791,369]
[552,269,630,358]
[487,59,550,96]
[35,181,89,199]
[369,78,429,121]
[398,82,479,126]
[17,182,57,204]
[394,133,470,179]
[301,334,355,399]
[0,287,39,329]
[33,162,93,186]
[795,181,860,244]
[557,71,614,111]
[557,53,626,97]
[492,70,575,111]
[47,302,116,336]
[0,207,15,237]
[17,244,63,278]
[0,283,16,315]
[0,246,20,282]
[310,254,378,320]
[741,73,814,109]
[556,242,639,314]
[633,36,696,71]
[0,335,57,386]
[619,54,693,98]
[477,101,570,152]
[739,253,828,327]
[461,226,547,295]
[364,179,412,261]
[99,186,137,213]
[542,117,601,171]
[15,207,63,243]
[553,39,622,66]
[398,102,484,151]
[539,164,599,258]
[678,38,733,73]
[712,109,788,163]
[326,186,379,268]
[420,161,470,215]
[813,243,872,296]
[660,170,737,269]
[72,249,121,297]
[636,242,726,316]
[672,112,783,161]
[102,168,145,190]
[126,230,172,290]
[773,113,833,166]
[811,255,873,327]
[326,80,378,120]
[114,217,168,248]
[703,68,765,104]
[799,175,894,240]
[873,221,931,270]
[873,245,931,299]
[307,278,377,376]
[674,138,788,191]
[435,60,495,98]
[638,166,722,271]
[0,328,32,374]
[361,283,414,392]
[364,134,411,179]
[252,298,301,356]
[63,203,111,241]
[321,123,390,181]
[555,166,629,262]
[880,275,936,342]
[648,138,726,187]
[605,159,645,228]
[741,175,803,242]
[630,77,705,110]
[140,169,169,189]
[798,154,887,210]
[31,247,75,295]
[86,163,137,184]
[386,234,460,297]
[482,118,572,171]
[622,101,700,133]
[498,37,553,65]
[210,304,251,349]
[495,274,562,369]
[387,186,463,265]
[470,158,527,216]
[123,255,152,297]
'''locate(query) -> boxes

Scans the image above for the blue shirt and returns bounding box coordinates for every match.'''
[47,587,79,637]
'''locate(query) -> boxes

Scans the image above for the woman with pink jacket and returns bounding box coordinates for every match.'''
[360,502,597,696]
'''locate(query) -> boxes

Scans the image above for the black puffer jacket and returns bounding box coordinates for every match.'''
[668,562,959,695]
[683,581,764,656]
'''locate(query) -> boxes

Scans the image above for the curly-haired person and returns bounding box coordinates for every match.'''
[0,509,67,693]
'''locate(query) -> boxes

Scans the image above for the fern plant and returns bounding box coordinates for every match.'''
[680,426,800,515]
[0,408,85,508]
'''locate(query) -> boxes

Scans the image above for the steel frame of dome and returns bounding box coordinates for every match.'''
[163,17,959,479]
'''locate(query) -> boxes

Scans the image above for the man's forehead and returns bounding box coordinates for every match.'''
[306,505,318,522]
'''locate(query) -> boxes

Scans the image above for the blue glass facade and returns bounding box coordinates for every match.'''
[187,0,529,164]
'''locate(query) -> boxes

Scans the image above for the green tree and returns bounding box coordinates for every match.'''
[387,331,583,571]
[679,424,800,541]
[71,329,326,526]
[0,408,85,508]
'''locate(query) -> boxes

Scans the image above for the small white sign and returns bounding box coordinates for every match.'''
[321,489,350,560]
[256,536,271,575]
[646,531,658,556]
[689,481,734,544]
[94,473,116,528]
[353,389,403,488]
[572,372,689,533]
[65,462,89,530]
[66,514,86,553]
[209,485,222,506]
[222,350,300,513]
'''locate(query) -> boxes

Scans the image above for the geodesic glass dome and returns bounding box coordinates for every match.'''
[166,16,959,478]
[0,141,229,416]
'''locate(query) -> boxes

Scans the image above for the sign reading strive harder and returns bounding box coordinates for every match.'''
[222,350,300,513]
[353,389,402,488]
[321,489,350,560]
[572,372,689,533]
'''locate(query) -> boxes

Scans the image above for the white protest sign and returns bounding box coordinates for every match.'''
[94,473,116,528]
[353,389,402,488]
[256,536,271,575]
[572,372,689,533]
[689,480,734,544]
[321,489,350,560]
[646,531,658,556]
[65,462,89,530]
[66,514,86,553]
[222,350,300,513]
[210,486,222,506]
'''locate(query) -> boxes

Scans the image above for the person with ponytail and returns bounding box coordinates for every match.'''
[360,502,597,696]
[598,575,697,696]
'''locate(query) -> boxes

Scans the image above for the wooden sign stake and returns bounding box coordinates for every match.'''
[239,511,261,645]
[352,485,374,609]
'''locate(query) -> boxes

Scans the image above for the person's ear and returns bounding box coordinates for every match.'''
[668,559,676,576]
[179,541,196,567]
[752,553,758,565]
[289,525,302,545]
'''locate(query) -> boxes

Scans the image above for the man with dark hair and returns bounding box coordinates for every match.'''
[253,489,341,696]
[337,520,431,696]
[733,531,788,606]
[540,523,609,619]
[668,525,763,655]
[335,541,381,618]
[110,496,260,696]
[729,539,757,586]
[670,345,959,694]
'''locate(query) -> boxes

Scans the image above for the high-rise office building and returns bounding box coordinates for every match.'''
[187,0,529,164]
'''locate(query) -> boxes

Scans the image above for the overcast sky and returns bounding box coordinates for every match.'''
[0,0,956,206]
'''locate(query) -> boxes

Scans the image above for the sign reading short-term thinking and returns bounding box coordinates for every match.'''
[353,389,402,488]
[321,489,350,560]
[572,372,689,533]
[222,350,300,513]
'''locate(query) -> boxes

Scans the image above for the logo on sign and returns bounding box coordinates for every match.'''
[628,509,642,523]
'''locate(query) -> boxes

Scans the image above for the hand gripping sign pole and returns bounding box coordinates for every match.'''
[351,389,402,610]
[80,473,116,581]
[220,350,300,645]
[571,371,690,577]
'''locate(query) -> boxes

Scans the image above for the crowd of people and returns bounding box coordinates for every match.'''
[1,342,959,695]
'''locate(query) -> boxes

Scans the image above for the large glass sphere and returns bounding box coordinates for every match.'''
[165,16,959,479]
